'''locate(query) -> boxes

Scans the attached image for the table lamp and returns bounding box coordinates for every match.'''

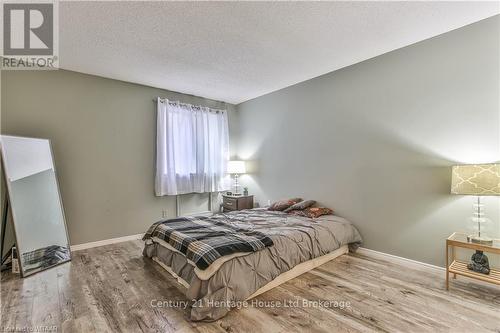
[451,163,500,245]
[227,160,246,195]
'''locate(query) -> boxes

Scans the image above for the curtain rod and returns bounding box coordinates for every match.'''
[153,98,226,113]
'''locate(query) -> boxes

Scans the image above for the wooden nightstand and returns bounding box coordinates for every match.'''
[446,232,500,290]
[222,194,254,212]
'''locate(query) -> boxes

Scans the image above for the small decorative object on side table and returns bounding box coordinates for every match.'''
[222,194,254,212]
[467,250,489,274]
[446,232,500,290]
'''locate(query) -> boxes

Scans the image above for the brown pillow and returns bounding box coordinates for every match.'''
[288,210,307,217]
[268,198,302,211]
[283,200,316,213]
[290,207,333,218]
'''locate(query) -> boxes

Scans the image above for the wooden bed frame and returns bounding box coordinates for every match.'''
[152,244,349,300]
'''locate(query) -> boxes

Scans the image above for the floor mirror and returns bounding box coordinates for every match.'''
[0,135,71,277]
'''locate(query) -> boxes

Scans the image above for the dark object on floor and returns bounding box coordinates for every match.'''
[467,250,490,275]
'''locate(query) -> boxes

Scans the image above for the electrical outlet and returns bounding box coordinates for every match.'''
[162,209,168,218]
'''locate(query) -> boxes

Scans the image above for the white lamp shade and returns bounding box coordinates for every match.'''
[227,160,246,174]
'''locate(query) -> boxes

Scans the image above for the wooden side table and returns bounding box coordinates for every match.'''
[221,194,254,212]
[446,232,500,290]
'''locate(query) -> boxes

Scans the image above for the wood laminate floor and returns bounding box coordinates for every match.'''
[1,240,499,333]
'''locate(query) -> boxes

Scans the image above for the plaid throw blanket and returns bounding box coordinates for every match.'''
[143,214,274,270]
[22,245,70,271]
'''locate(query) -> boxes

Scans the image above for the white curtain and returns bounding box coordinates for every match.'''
[155,98,229,196]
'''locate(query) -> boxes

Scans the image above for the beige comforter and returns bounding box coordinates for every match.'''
[143,208,362,321]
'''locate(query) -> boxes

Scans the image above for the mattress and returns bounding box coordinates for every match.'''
[143,208,362,321]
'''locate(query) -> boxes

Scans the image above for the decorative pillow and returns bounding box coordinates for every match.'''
[288,210,307,217]
[268,198,302,211]
[291,207,333,218]
[283,200,316,213]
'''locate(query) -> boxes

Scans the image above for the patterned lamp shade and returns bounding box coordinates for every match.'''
[451,163,500,196]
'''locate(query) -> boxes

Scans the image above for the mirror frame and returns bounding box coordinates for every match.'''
[0,135,71,277]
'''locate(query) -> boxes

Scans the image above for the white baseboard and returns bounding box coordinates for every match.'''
[70,233,144,252]
[357,247,444,271]
[70,233,443,272]
[70,212,213,252]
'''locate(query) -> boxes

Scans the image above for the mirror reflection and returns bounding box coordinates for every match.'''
[1,135,70,276]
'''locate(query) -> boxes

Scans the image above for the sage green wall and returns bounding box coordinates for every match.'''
[1,69,238,245]
[236,16,500,267]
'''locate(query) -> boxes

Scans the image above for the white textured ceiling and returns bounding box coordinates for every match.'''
[60,2,500,104]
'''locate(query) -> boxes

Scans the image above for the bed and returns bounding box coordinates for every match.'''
[143,208,362,321]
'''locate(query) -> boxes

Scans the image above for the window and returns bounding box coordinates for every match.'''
[155,99,229,195]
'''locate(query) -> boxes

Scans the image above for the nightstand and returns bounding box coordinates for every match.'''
[446,232,500,290]
[222,194,254,212]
